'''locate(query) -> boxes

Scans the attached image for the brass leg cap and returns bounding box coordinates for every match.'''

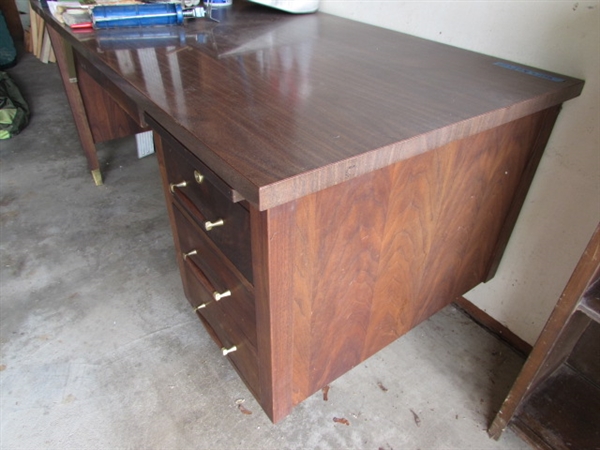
[91,169,103,186]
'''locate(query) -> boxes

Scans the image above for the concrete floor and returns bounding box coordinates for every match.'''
[1,52,530,449]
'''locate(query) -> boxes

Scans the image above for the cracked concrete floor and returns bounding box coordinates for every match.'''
[1,52,529,449]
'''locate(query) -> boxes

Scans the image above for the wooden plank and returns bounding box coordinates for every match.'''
[454,297,532,356]
[24,28,31,53]
[510,417,556,450]
[40,27,51,63]
[36,10,44,58]
[29,5,39,57]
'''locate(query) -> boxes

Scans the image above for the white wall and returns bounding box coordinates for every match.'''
[319,0,600,345]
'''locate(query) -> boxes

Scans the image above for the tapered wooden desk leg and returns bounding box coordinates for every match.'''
[46,26,103,186]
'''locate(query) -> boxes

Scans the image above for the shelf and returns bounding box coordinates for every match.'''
[578,277,600,323]
[511,364,600,450]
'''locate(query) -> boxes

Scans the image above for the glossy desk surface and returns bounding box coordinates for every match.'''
[37,1,584,210]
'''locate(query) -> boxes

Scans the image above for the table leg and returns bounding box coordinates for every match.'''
[46,26,103,185]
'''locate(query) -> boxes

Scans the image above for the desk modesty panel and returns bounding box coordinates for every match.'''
[34,1,584,423]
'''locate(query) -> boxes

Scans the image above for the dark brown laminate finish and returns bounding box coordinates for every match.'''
[173,205,256,347]
[483,105,561,281]
[33,0,585,424]
[75,55,146,143]
[157,128,253,282]
[33,1,584,208]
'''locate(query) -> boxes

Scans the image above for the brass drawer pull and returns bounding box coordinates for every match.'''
[185,258,231,304]
[205,219,224,231]
[222,345,237,356]
[194,170,204,184]
[213,290,231,301]
[170,181,188,193]
[183,249,198,260]
[195,302,209,311]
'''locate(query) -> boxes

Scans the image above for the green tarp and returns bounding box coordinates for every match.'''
[0,71,30,139]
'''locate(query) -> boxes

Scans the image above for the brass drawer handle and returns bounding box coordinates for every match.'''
[170,181,188,193]
[213,290,231,301]
[194,170,204,184]
[183,249,198,260]
[205,219,224,231]
[195,302,209,311]
[222,345,237,356]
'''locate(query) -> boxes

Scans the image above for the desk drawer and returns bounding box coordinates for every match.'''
[179,231,259,394]
[174,205,257,350]
[184,257,259,396]
[162,135,253,283]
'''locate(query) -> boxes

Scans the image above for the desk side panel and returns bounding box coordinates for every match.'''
[251,205,296,423]
[262,110,552,409]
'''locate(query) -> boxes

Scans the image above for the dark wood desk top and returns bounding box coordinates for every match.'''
[35,1,584,210]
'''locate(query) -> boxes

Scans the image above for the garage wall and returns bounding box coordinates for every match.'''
[319,0,600,345]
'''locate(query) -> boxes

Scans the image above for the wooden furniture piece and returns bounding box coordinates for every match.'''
[44,22,148,185]
[0,0,24,42]
[32,1,585,423]
[489,224,600,448]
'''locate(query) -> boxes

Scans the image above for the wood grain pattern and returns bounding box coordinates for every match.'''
[257,111,551,415]
[484,105,561,281]
[251,204,296,423]
[76,56,146,143]
[75,53,147,127]
[34,1,584,210]
[34,0,587,425]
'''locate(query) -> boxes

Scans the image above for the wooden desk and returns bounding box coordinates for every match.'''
[34,1,584,423]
